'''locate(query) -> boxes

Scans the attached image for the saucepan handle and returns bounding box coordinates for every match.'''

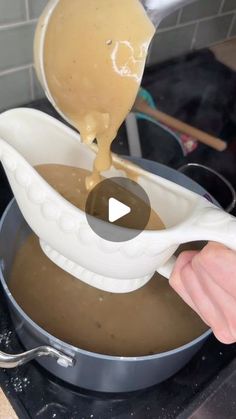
[157,204,236,280]
[0,346,74,369]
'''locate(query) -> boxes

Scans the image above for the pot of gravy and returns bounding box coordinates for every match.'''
[0,188,210,392]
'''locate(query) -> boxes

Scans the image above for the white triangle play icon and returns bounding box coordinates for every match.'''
[108,198,131,223]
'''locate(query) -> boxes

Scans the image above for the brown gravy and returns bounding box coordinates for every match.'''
[36,164,165,231]
[9,234,207,357]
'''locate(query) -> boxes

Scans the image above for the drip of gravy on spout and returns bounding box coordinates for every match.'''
[43,0,155,189]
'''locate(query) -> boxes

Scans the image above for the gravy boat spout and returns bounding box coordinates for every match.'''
[0,108,236,294]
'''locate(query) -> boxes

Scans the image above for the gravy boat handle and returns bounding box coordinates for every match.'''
[157,204,236,279]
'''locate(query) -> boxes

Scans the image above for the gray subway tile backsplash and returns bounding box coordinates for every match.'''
[0,22,35,72]
[0,0,27,25]
[180,0,222,23]
[159,10,179,29]
[28,0,48,20]
[222,0,236,13]
[0,68,32,111]
[194,13,234,49]
[150,0,236,64]
[0,0,235,111]
[149,23,196,64]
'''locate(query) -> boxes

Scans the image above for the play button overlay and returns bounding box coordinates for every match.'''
[85,177,151,242]
[108,198,131,223]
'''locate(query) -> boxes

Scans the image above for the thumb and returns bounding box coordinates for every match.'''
[169,250,201,314]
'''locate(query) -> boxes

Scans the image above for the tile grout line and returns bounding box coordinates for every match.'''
[198,33,236,50]
[147,34,236,66]
[0,10,233,36]
[218,0,226,15]
[157,10,236,34]
[176,8,183,25]
[25,0,30,21]
[190,21,199,50]
[0,19,37,30]
[227,12,236,38]
[0,64,33,78]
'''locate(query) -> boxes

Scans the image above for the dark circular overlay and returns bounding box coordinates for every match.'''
[85,177,151,242]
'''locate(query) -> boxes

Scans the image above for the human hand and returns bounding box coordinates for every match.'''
[170,242,236,344]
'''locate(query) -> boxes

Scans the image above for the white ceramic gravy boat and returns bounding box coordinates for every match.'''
[0,108,236,294]
[1,0,236,293]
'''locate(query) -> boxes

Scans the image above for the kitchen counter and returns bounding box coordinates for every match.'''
[0,389,18,418]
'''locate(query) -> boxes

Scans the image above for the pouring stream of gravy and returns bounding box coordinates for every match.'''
[44,0,155,189]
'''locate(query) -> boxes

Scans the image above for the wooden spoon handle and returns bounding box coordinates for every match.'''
[135,100,227,152]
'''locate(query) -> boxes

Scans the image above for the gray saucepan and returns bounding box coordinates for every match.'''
[0,162,214,393]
